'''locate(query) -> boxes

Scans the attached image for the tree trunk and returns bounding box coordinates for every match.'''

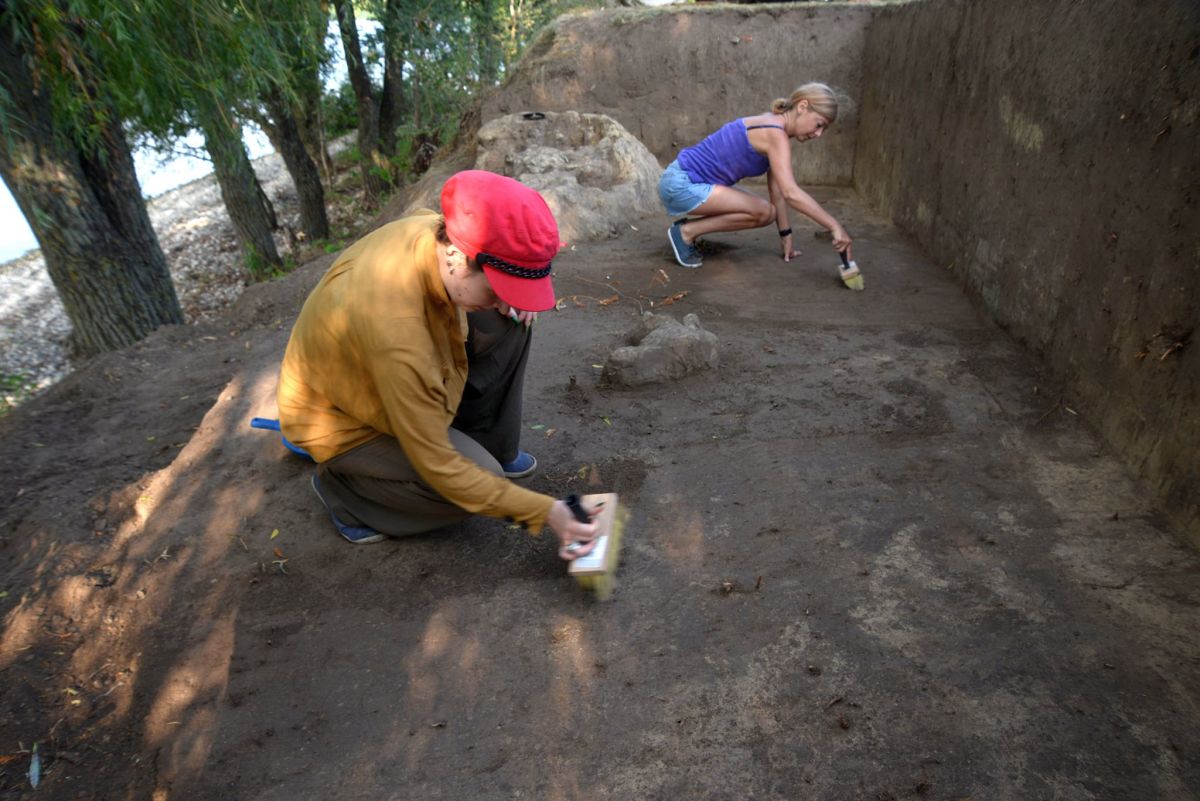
[296,19,335,184]
[296,64,335,185]
[333,0,386,204]
[194,98,282,280]
[473,0,500,88]
[255,89,330,241]
[0,20,183,358]
[378,0,407,159]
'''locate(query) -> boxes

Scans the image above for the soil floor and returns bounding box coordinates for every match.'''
[1,188,1198,800]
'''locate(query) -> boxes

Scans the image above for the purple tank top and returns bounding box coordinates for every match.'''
[677,119,782,186]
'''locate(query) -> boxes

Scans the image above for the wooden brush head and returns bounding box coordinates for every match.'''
[567,492,620,577]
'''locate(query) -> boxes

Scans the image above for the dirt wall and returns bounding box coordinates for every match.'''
[484,3,873,183]
[854,0,1200,544]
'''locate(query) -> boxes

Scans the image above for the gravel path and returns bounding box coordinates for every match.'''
[0,148,307,401]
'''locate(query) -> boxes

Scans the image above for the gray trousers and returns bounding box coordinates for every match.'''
[316,309,532,536]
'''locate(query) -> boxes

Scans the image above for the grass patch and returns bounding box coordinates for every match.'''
[1,372,36,416]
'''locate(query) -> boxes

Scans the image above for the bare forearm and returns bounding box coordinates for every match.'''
[784,187,840,232]
[768,178,790,230]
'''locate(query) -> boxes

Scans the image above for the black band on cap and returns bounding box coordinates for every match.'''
[478,252,552,280]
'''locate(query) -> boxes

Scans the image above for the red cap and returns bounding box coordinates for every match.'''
[441,170,559,312]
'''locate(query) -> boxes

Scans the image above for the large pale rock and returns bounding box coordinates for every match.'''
[603,311,718,387]
[474,111,662,244]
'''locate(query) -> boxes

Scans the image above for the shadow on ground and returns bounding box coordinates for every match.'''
[1,189,1197,800]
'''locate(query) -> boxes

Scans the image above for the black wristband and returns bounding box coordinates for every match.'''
[778,228,792,238]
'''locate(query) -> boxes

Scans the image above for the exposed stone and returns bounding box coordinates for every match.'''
[474,111,663,244]
[603,311,718,387]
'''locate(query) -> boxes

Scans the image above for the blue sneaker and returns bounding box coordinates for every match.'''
[667,222,702,269]
[310,474,386,544]
[501,451,538,479]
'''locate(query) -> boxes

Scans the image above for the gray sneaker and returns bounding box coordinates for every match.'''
[667,223,702,269]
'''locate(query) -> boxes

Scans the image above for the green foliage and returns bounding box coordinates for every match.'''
[0,1,329,156]
[321,81,361,138]
[368,163,394,185]
[0,372,36,416]
[243,243,273,282]
[267,255,299,278]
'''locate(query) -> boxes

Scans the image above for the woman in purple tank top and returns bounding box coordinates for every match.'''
[658,82,853,271]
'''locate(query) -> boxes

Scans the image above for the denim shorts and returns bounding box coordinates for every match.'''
[658,160,715,217]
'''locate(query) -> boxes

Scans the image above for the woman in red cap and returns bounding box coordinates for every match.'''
[277,170,596,558]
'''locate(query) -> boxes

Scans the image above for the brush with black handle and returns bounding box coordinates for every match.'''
[838,250,864,291]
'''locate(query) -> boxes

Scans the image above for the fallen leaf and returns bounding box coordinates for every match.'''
[530,424,545,430]
[545,428,557,438]
[273,547,284,559]
[630,224,639,231]
[601,416,612,426]
[1161,342,1184,360]
[577,465,589,479]
[598,294,620,306]
[591,363,604,369]
[659,291,689,306]
[555,298,567,311]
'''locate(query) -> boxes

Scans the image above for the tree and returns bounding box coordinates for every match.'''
[376,0,408,158]
[114,1,286,278]
[471,0,500,88]
[292,7,337,185]
[0,3,184,357]
[192,94,283,277]
[251,87,331,241]
[333,0,387,204]
[242,0,331,240]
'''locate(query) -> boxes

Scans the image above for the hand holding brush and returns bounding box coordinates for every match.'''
[564,492,628,601]
[547,497,598,561]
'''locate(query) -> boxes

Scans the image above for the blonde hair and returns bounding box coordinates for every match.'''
[772,82,839,123]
